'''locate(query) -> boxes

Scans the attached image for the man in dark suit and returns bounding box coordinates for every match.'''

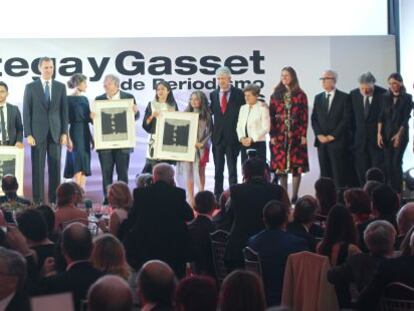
[23,57,68,204]
[0,82,23,148]
[223,158,290,271]
[124,163,194,278]
[311,70,350,188]
[248,200,308,306]
[94,74,139,203]
[0,175,31,206]
[210,66,245,200]
[349,72,387,186]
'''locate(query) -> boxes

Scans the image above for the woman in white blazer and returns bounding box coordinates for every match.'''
[237,84,270,164]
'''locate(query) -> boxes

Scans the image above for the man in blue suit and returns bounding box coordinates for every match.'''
[248,200,307,307]
[23,57,68,204]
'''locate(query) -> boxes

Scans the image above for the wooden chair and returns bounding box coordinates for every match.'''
[379,282,414,311]
[243,246,262,278]
[210,230,229,284]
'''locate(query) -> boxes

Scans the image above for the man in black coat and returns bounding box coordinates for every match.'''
[210,66,245,200]
[0,81,23,148]
[23,57,68,204]
[311,69,350,188]
[349,72,387,186]
[124,163,194,278]
[94,74,139,203]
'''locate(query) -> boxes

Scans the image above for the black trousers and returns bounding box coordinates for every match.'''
[317,143,346,188]
[212,143,240,198]
[98,149,130,199]
[354,141,384,186]
[383,139,408,193]
[240,141,267,166]
[31,133,61,204]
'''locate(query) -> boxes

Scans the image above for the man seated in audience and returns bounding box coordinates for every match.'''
[314,177,337,218]
[187,191,217,277]
[328,220,396,307]
[358,231,414,310]
[88,275,133,311]
[54,182,88,231]
[396,202,414,248]
[365,167,385,184]
[175,275,218,311]
[0,174,31,206]
[224,158,290,271]
[125,163,194,278]
[248,200,308,307]
[137,260,177,311]
[36,222,104,311]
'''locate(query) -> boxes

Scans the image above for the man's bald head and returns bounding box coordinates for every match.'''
[137,260,177,307]
[62,222,92,262]
[397,203,414,235]
[88,275,133,311]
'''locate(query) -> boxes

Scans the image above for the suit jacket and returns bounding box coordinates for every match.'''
[124,181,194,277]
[311,89,350,147]
[248,229,308,306]
[236,101,270,142]
[2,103,23,145]
[4,290,30,311]
[187,215,216,277]
[349,86,387,150]
[210,86,245,147]
[224,178,287,263]
[23,79,68,144]
[287,221,318,252]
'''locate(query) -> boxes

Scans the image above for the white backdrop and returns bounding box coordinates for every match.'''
[0,36,396,200]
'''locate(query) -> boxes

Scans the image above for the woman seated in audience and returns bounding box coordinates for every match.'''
[219,270,266,311]
[36,204,58,242]
[17,209,55,269]
[175,275,218,311]
[314,177,337,221]
[91,233,131,281]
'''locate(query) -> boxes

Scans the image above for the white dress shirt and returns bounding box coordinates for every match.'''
[40,77,52,101]
[107,90,120,100]
[0,102,9,142]
[236,101,270,142]
[325,89,336,112]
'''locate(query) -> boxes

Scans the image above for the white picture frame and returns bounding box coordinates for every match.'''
[0,146,24,196]
[92,99,136,150]
[154,111,199,162]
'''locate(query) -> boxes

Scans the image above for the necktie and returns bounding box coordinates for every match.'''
[324,93,331,113]
[44,81,51,107]
[0,106,6,143]
[364,96,370,118]
[221,91,228,114]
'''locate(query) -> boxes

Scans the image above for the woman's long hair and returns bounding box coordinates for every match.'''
[273,66,301,100]
[184,91,211,126]
[387,72,406,95]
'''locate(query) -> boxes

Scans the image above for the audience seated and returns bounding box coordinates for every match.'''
[136,173,153,188]
[314,177,337,217]
[212,189,231,231]
[187,190,216,277]
[91,233,131,281]
[0,174,31,207]
[396,202,414,248]
[68,181,85,207]
[87,275,133,311]
[224,158,290,270]
[362,180,382,199]
[35,205,58,242]
[219,270,266,311]
[125,163,194,278]
[399,226,414,256]
[175,275,218,311]
[137,260,177,311]
[248,200,307,306]
[365,167,385,184]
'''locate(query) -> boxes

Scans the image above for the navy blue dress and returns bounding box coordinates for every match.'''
[64,96,92,178]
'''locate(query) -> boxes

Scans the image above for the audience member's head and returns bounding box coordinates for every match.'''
[56,182,77,207]
[194,191,216,215]
[293,195,318,225]
[364,220,396,257]
[399,226,414,257]
[365,167,385,183]
[0,247,27,299]
[1,174,19,195]
[242,158,267,182]
[67,181,85,205]
[314,177,337,216]
[16,209,49,244]
[344,188,371,220]
[137,260,177,308]
[61,222,92,263]
[88,275,133,311]
[175,275,218,311]
[372,184,399,218]
[35,205,56,238]
[91,234,130,280]
[397,203,414,236]
[108,181,133,211]
[219,270,266,311]
[263,200,290,230]
[363,180,382,200]
[153,163,175,186]
[135,173,153,188]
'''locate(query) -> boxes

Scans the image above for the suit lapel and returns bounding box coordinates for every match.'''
[35,79,48,110]
[6,103,12,133]
[328,92,338,117]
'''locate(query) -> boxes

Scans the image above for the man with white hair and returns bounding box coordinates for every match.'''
[94,74,139,204]
[124,163,194,278]
[349,72,386,186]
[311,69,350,188]
[210,66,245,200]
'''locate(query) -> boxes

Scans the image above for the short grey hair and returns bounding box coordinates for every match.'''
[216,66,231,77]
[323,69,338,81]
[38,56,53,68]
[0,247,27,289]
[364,220,396,256]
[153,163,175,185]
[104,74,120,87]
[358,72,376,85]
[136,173,152,188]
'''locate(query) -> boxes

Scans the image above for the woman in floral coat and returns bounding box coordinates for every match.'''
[269,66,309,203]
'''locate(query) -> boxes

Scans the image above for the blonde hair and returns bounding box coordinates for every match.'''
[107,181,132,211]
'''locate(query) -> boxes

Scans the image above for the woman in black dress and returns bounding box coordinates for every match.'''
[377,73,413,194]
[64,74,93,189]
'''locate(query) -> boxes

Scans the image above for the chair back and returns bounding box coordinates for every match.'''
[380,282,414,311]
[243,246,262,278]
[210,230,229,284]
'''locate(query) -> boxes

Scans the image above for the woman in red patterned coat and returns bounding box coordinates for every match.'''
[269,66,309,203]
